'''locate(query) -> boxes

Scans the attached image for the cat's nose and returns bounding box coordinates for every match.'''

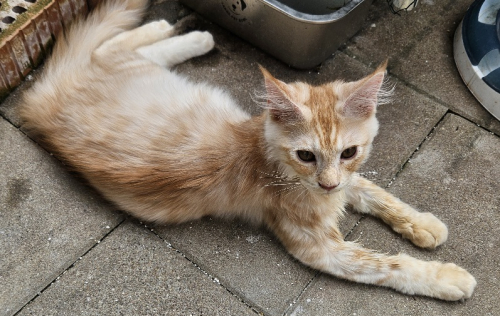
[318,182,338,191]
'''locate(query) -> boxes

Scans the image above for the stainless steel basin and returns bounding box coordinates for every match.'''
[179,0,371,69]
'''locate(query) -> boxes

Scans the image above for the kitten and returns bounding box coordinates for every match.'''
[20,0,475,300]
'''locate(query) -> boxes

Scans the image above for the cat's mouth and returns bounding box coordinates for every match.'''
[320,188,339,195]
[315,183,342,195]
[301,181,339,195]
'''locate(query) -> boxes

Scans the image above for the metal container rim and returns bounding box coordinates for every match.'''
[261,0,365,24]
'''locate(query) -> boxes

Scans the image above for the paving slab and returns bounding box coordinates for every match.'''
[390,25,500,135]
[344,0,500,135]
[155,217,316,316]
[17,221,257,316]
[345,0,465,65]
[287,114,499,315]
[0,119,123,316]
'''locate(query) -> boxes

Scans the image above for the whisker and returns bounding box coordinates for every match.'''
[273,184,301,196]
[292,186,309,204]
[264,179,301,187]
[265,183,299,187]
[263,178,290,185]
[257,169,302,190]
[257,170,287,179]
[273,182,307,198]
[282,185,303,198]
[273,185,296,195]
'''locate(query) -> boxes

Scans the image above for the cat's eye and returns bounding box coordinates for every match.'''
[341,146,357,160]
[297,150,316,162]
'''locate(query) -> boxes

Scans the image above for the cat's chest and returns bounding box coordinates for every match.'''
[275,189,347,219]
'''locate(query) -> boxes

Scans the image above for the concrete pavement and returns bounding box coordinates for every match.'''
[1,0,498,315]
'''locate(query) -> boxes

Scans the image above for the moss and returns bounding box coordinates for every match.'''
[0,0,53,43]
[1,1,13,13]
[0,0,56,99]
[1,2,12,13]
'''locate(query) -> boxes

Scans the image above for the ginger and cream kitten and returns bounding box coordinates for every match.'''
[20,0,476,301]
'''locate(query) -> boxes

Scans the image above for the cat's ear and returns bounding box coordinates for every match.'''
[259,65,308,123]
[341,61,388,120]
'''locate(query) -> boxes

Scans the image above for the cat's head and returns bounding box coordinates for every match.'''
[259,64,389,195]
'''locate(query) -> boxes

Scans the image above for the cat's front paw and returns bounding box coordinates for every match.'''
[398,212,448,249]
[429,262,477,301]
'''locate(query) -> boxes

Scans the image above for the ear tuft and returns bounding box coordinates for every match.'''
[259,65,304,123]
[342,62,389,119]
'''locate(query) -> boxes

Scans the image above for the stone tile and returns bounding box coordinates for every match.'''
[288,114,499,315]
[0,119,123,316]
[17,221,256,316]
[345,0,500,134]
[344,0,462,67]
[154,218,315,316]
[172,17,283,116]
[392,29,500,135]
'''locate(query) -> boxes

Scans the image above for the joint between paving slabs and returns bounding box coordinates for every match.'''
[13,218,127,316]
[385,110,449,188]
[0,106,17,128]
[281,270,320,316]
[142,223,264,316]
[445,108,500,138]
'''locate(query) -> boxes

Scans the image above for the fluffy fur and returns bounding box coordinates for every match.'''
[20,0,476,301]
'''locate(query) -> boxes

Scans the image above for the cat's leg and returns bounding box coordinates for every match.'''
[96,20,175,55]
[135,31,214,68]
[268,215,476,300]
[345,173,448,249]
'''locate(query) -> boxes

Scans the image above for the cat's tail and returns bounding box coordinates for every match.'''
[45,0,148,74]
[20,0,148,143]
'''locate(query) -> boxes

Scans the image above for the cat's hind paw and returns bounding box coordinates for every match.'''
[152,20,173,31]
[186,31,215,56]
[139,20,175,42]
[397,212,448,249]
